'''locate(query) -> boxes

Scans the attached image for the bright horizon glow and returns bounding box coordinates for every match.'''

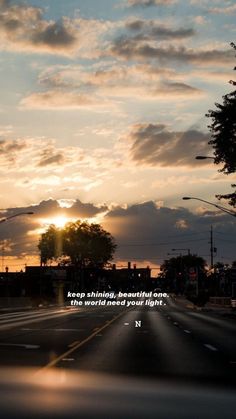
[40,215,72,229]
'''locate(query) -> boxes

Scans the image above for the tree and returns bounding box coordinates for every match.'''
[206,42,236,207]
[160,254,207,293]
[38,220,116,268]
[38,225,62,265]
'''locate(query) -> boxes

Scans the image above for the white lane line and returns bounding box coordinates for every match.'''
[96,334,103,337]
[0,343,40,349]
[0,311,74,330]
[62,358,75,362]
[204,344,218,352]
[0,310,70,325]
[0,310,47,319]
[20,328,85,332]
[124,322,130,326]
[184,329,191,334]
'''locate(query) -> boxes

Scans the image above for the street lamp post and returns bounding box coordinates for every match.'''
[0,211,34,304]
[0,211,34,224]
[182,197,236,217]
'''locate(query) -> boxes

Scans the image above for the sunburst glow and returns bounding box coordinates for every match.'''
[41,215,72,229]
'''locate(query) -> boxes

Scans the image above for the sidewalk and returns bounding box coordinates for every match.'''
[173,295,236,318]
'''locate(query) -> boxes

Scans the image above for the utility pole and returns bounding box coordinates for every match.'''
[210,225,214,269]
[1,241,4,272]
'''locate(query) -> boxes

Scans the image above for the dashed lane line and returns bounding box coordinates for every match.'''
[37,310,128,372]
[204,344,218,352]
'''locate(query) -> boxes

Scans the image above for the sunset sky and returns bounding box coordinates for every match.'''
[0,0,235,271]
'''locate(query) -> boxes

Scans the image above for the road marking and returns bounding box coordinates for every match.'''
[21,328,85,332]
[0,310,75,330]
[184,329,191,334]
[124,322,129,326]
[37,310,128,371]
[0,343,40,349]
[230,361,236,364]
[62,358,74,362]
[204,344,218,351]
[68,341,80,348]
[96,334,103,337]
[173,322,178,326]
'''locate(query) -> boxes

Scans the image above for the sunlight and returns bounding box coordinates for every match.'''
[39,215,72,229]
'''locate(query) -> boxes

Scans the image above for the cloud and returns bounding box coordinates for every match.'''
[2,199,236,266]
[125,123,211,167]
[193,16,208,25]
[103,201,236,264]
[126,0,177,7]
[66,200,108,218]
[0,137,83,172]
[125,19,194,40]
[20,90,109,110]
[0,138,28,166]
[208,4,236,14]
[110,39,234,66]
[0,198,109,257]
[27,63,202,105]
[0,138,27,155]
[37,148,65,167]
[0,1,109,57]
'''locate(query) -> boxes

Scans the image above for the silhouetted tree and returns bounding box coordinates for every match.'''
[160,254,207,293]
[38,225,62,265]
[206,42,236,207]
[38,220,116,268]
[161,254,207,278]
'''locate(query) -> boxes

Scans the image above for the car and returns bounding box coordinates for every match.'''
[0,368,236,419]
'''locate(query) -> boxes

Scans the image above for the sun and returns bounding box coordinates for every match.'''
[51,216,69,228]
[41,215,71,229]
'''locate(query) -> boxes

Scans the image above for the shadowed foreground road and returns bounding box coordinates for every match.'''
[0,297,236,386]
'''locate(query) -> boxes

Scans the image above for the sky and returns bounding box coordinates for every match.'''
[0,0,235,272]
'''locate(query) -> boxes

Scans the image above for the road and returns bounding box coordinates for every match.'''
[0,296,236,386]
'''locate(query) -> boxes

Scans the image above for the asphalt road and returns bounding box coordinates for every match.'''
[0,296,236,386]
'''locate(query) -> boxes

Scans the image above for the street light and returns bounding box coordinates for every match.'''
[182,197,236,217]
[0,211,34,224]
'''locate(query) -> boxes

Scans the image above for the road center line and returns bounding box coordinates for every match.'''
[184,329,191,334]
[37,310,128,372]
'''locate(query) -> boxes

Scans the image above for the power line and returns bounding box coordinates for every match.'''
[118,238,207,247]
